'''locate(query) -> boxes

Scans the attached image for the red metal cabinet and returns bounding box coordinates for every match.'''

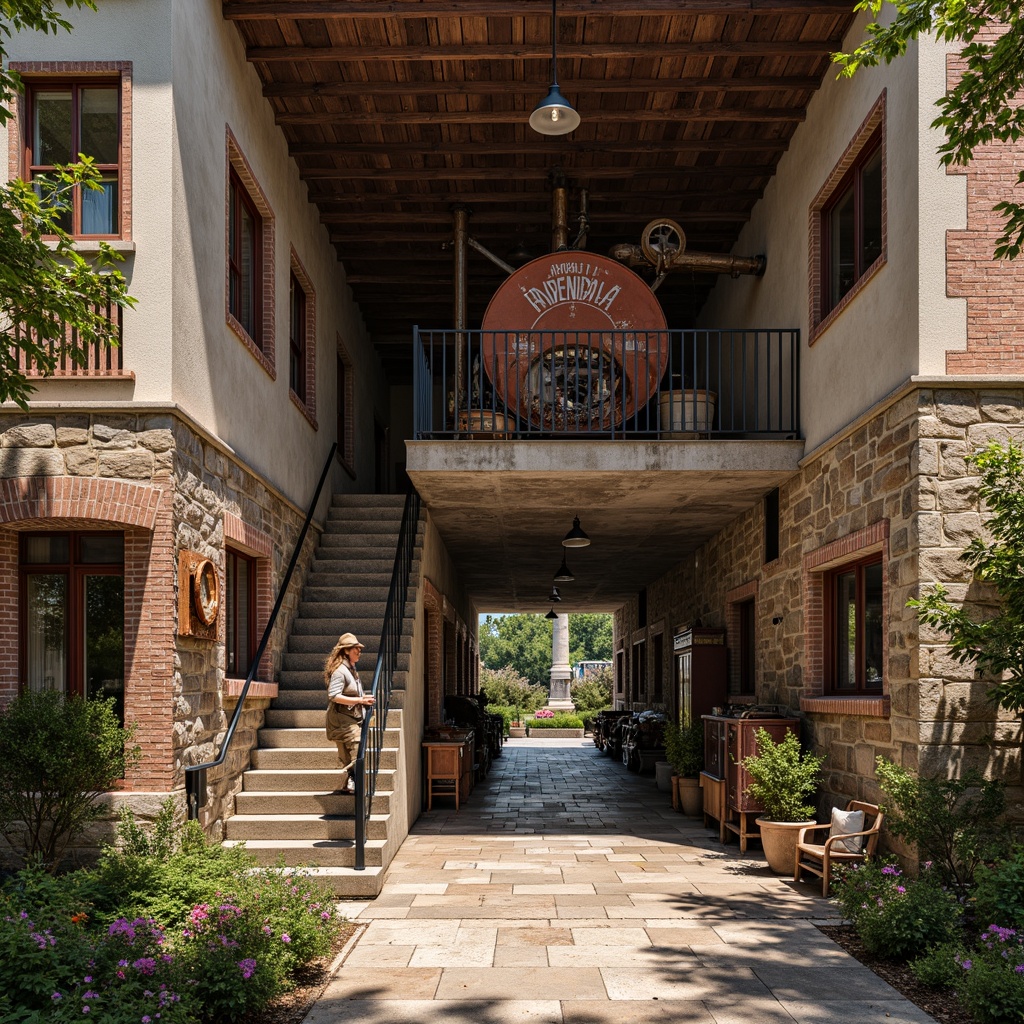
[674,627,727,726]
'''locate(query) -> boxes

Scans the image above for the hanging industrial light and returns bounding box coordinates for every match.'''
[544,608,558,620]
[561,515,590,548]
[549,584,562,602]
[553,553,575,582]
[529,0,580,136]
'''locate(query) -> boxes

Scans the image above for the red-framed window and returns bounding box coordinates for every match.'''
[822,130,883,316]
[225,548,257,679]
[736,598,756,696]
[19,531,125,720]
[825,554,884,694]
[228,167,263,351]
[289,271,306,403]
[24,80,121,238]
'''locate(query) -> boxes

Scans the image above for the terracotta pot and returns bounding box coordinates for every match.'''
[508,726,526,739]
[756,818,816,874]
[677,776,703,817]
[655,760,674,793]
[671,774,681,811]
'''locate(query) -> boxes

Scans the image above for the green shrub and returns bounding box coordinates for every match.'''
[973,850,1024,932]
[0,690,140,870]
[570,670,613,716]
[741,728,824,822]
[955,925,1024,1024]
[577,706,611,731]
[479,666,547,715]
[833,859,960,960]
[910,941,966,989]
[486,704,517,734]
[528,713,584,729]
[664,721,703,777]
[874,757,1008,890]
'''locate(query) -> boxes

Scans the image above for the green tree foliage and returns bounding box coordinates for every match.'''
[570,665,613,716]
[568,613,613,665]
[479,613,553,686]
[0,689,140,869]
[0,0,134,407]
[479,664,547,715]
[835,0,1024,258]
[908,440,1024,714]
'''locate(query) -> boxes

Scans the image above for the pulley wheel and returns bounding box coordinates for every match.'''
[641,219,686,266]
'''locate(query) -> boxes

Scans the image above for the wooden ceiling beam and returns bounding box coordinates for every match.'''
[322,208,756,225]
[248,41,835,62]
[263,76,822,98]
[304,164,773,181]
[227,1,859,18]
[289,137,790,156]
[314,188,763,206]
[275,106,805,126]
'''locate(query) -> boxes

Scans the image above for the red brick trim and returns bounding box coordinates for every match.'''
[225,126,276,378]
[222,512,273,682]
[802,519,889,699]
[0,476,175,792]
[224,679,278,700]
[8,61,133,241]
[423,578,444,727]
[799,694,890,717]
[725,579,758,696]
[289,247,318,429]
[808,91,887,345]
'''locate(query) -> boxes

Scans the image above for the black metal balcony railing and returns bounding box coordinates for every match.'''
[413,327,799,440]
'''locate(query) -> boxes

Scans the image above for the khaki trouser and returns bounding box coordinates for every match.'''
[326,703,363,783]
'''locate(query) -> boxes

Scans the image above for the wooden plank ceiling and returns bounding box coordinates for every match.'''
[226,0,857,382]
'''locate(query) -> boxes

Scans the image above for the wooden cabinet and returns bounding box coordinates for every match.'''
[673,627,727,726]
[423,731,475,811]
[701,714,798,850]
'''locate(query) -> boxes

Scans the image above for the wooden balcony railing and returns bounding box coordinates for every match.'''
[12,299,125,378]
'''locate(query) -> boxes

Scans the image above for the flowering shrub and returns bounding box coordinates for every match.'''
[534,709,555,719]
[528,712,584,729]
[955,925,1024,1024]
[832,859,960,960]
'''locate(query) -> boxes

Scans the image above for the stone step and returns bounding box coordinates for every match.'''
[305,571,394,589]
[317,537,402,554]
[234,789,393,816]
[258,726,402,749]
[331,494,407,507]
[297,601,392,619]
[281,651,410,673]
[224,813,390,842]
[264,707,403,730]
[307,866,388,898]
[308,557,421,575]
[319,533,400,548]
[288,632,412,654]
[242,767,397,793]
[223,838,387,868]
[277,668,407,690]
[290,614,412,634]
[301,586,404,604]
[251,747,399,771]
[270,688,407,711]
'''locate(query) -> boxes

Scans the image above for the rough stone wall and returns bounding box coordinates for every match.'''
[0,410,320,841]
[614,385,1024,820]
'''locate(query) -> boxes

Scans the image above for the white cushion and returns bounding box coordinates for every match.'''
[830,807,865,854]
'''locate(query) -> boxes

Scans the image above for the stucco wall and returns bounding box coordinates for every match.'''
[698,14,967,451]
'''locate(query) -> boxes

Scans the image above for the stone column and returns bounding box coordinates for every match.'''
[547,613,575,710]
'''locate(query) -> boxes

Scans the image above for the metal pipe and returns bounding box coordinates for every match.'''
[609,242,766,278]
[467,235,515,275]
[551,170,569,251]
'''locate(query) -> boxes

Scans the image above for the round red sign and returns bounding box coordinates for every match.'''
[479,252,668,431]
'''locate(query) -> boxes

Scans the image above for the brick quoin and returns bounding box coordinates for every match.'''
[945,34,1024,373]
[0,476,176,792]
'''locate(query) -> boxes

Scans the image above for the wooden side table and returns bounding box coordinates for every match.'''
[423,741,463,811]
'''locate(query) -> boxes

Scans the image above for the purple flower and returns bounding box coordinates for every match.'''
[238,958,257,980]
[82,991,97,1000]
[133,958,157,976]
[961,960,973,971]
[881,865,901,877]
[895,886,906,894]
[321,911,331,920]
[83,977,92,984]
[82,1008,91,1015]
[281,933,291,944]
[142,1017,152,1023]
[1015,965,1024,974]
[52,993,62,1002]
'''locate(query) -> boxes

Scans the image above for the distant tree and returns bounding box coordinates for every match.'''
[571,665,613,716]
[835,0,1024,258]
[478,613,553,687]
[479,665,547,715]
[568,613,613,666]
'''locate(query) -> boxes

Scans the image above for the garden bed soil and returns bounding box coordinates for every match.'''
[818,925,973,1024]
[251,921,358,1024]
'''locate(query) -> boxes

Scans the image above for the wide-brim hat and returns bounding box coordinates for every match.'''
[338,632,365,650]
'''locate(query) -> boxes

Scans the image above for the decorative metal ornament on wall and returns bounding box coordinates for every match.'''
[479,252,668,431]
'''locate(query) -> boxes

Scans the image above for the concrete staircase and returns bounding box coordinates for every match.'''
[224,494,421,897]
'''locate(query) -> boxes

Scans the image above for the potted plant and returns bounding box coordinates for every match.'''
[665,720,704,816]
[741,727,825,873]
[508,706,526,739]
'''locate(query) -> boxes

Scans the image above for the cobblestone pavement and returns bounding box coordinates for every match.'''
[306,738,936,1024]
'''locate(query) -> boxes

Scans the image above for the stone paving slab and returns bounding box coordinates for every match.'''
[306,740,935,1024]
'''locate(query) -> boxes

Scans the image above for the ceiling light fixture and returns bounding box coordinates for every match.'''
[529,0,580,136]
[553,553,575,582]
[561,515,590,549]
[549,585,562,603]
[545,608,558,620]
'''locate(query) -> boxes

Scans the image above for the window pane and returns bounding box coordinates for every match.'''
[79,88,119,164]
[834,570,857,690]
[79,534,124,564]
[81,178,118,235]
[239,204,256,336]
[24,535,70,564]
[226,553,252,677]
[863,561,884,688]
[26,574,67,692]
[33,90,72,165]
[860,149,883,271]
[32,179,73,234]
[829,188,856,309]
[83,575,124,720]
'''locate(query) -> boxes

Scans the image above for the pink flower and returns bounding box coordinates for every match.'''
[281,933,291,944]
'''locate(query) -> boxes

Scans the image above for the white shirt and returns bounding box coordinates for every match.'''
[328,661,364,718]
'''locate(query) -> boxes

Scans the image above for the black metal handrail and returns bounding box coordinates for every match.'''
[184,442,337,821]
[413,327,800,440]
[353,488,421,871]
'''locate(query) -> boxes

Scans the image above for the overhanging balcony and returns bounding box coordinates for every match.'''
[413,327,800,441]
